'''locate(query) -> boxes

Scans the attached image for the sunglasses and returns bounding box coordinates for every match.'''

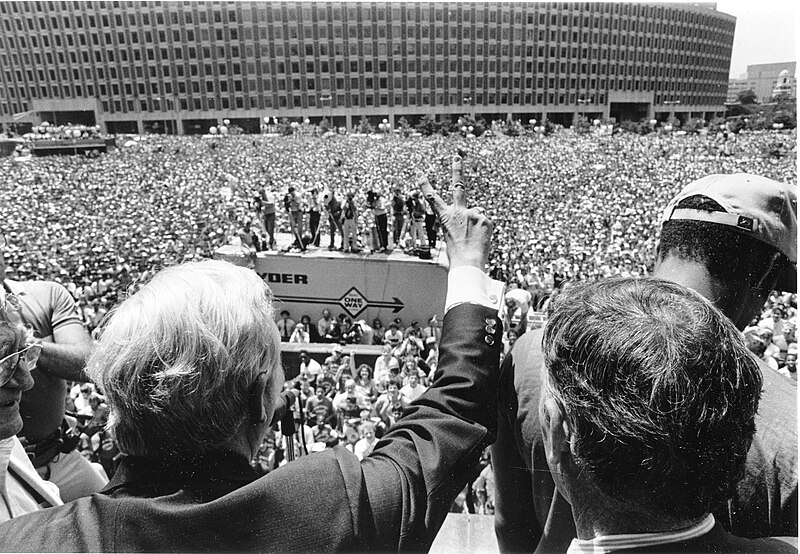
[0,343,42,387]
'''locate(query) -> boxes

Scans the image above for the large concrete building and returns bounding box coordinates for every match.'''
[0,1,736,134]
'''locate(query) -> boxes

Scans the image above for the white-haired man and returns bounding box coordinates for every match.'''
[0,155,507,551]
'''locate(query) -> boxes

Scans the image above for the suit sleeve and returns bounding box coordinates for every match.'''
[492,348,541,552]
[359,302,503,551]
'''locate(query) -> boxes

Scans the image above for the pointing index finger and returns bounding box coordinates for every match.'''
[451,155,466,208]
[416,170,448,217]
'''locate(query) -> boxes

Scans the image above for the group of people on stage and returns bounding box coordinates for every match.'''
[246,181,438,255]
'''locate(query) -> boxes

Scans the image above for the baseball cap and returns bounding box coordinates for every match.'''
[661,174,797,292]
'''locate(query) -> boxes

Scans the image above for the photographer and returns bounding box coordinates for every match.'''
[341,192,359,253]
[321,189,345,251]
[367,190,389,253]
[284,186,305,252]
[258,183,277,250]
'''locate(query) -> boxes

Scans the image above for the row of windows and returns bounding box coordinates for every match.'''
[0,40,730,75]
[0,72,728,114]
[1,18,734,59]
[1,47,730,101]
[3,68,725,96]
[0,31,733,70]
[1,12,733,45]
[1,61,729,106]
[1,84,726,120]
[0,1,735,35]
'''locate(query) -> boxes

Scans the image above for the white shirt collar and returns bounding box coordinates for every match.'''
[567,513,715,554]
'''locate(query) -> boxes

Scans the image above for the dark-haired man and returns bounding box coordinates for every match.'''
[539,278,795,552]
[493,174,798,551]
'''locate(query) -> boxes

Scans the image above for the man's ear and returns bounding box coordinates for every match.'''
[541,394,573,470]
[248,372,270,425]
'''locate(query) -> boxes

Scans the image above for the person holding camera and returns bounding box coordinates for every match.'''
[367,190,389,253]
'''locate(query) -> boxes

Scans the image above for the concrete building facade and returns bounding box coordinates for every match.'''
[0,1,736,134]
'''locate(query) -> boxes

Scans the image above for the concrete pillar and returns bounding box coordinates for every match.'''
[136,118,144,135]
[345,113,353,131]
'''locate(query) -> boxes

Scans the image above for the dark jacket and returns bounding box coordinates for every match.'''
[0,303,502,552]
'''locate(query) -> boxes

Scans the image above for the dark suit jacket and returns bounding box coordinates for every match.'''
[492,329,798,553]
[0,303,503,552]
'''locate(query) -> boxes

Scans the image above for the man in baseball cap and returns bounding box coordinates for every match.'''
[661,173,796,294]
[492,173,797,552]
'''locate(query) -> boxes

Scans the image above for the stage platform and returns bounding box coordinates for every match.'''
[217,232,449,330]
[254,231,447,265]
[29,137,115,156]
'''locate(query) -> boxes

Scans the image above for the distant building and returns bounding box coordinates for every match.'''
[772,69,795,100]
[727,62,796,104]
[1,1,736,134]
[726,77,749,103]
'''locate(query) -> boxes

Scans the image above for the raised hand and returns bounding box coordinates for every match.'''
[416,154,492,271]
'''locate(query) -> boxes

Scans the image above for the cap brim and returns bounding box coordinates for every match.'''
[775,264,797,293]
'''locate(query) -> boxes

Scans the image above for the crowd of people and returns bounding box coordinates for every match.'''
[1,127,795,379]
[1,129,794,316]
[252,311,441,473]
[0,123,796,551]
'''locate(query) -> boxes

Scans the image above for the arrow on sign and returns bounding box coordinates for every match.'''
[274,287,404,319]
[370,297,405,312]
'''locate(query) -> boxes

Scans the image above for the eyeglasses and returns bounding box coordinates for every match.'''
[0,343,42,387]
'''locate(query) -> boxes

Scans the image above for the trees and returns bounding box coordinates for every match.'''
[318,117,332,133]
[355,115,374,134]
[737,89,757,105]
[415,114,438,136]
[396,116,413,137]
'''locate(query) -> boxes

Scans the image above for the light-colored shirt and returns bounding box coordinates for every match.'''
[0,437,63,522]
[400,383,428,403]
[354,437,378,460]
[300,358,322,378]
[445,266,504,314]
[566,513,715,554]
[779,367,798,381]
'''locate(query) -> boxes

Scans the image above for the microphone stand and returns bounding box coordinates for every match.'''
[280,395,309,462]
[281,400,297,463]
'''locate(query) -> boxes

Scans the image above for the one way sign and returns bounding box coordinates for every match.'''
[276,287,404,319]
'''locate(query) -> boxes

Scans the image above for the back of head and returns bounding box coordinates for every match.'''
[542,278,762,519]
[88,260,282,459]
[658,174,797,294]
